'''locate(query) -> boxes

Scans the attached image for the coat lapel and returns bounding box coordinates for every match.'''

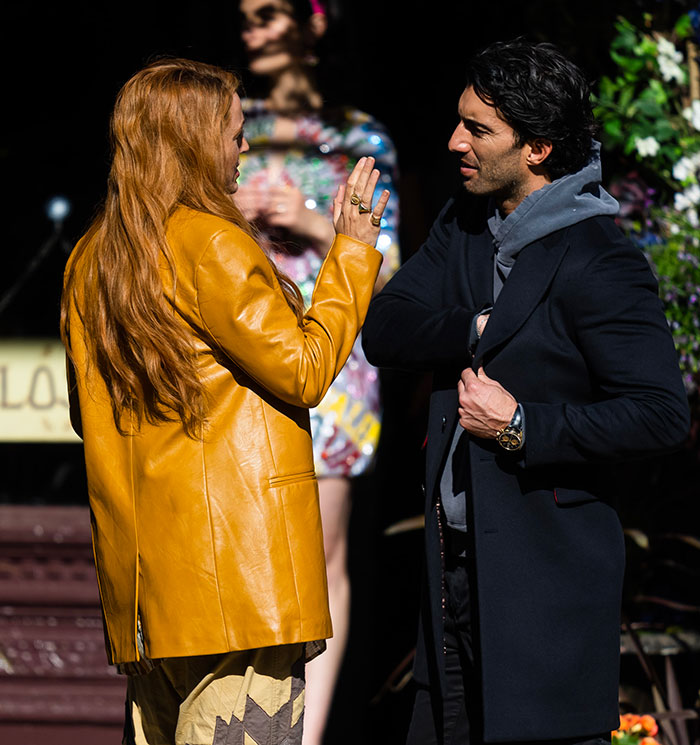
[463,224,494,310]
[426,222,493,495]
[474,229,571,366]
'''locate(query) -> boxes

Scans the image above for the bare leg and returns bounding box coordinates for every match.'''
[302,476,352,745]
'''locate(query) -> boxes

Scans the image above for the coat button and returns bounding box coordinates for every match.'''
[441,416,446,432]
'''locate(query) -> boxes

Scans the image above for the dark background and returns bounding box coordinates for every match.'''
[1,1,696,743]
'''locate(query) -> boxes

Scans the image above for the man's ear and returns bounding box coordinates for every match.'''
[526,139,553,166]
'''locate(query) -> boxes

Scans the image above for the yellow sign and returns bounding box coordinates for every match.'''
[0,339,80,442]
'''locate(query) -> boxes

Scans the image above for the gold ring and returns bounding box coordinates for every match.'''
[370,213,381,227]
[350,193,361,205]
[358,202,371,214]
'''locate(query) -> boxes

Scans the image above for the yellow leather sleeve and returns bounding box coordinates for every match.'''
[195,228,382,407]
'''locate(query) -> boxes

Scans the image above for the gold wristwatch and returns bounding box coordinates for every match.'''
[496,404,524,451]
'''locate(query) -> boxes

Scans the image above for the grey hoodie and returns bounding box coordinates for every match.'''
[488,141,619,300]
[442,142,619,537]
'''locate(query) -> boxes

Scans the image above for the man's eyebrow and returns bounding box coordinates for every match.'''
[459,114,494,133]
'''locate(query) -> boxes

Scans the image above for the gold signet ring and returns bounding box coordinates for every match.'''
[370,213,381,227]
[350,193,361,205]
[358,202,371,214]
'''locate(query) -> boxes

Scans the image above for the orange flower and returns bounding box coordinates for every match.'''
[640,737,660,745]
[640,716,659,736]
[619,714,640,732]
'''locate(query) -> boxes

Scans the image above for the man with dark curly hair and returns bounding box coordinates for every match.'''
[363,39,689,745]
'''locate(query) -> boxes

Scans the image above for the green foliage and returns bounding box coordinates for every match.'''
[594,11,700,388]
[592,17,691,198]
[645,224,700,383]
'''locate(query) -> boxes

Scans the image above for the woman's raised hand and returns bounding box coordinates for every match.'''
[333,157,390,247]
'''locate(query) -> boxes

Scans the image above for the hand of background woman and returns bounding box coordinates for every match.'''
[234,183,267,222]
[236,182,336,254]
[333,157,390,247]
[265,185,336,251]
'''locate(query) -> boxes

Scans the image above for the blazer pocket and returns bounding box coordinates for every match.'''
[269,470,316,488]
[553,487,599,507]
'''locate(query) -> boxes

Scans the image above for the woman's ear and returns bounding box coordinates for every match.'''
[306,11,327,41]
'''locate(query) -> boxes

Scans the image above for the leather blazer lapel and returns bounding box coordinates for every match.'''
[474,230,571,366]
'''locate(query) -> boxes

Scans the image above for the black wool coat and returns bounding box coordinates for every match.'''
[362,192,690,742]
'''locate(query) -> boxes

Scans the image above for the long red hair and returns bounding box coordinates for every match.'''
[61,58,303,438]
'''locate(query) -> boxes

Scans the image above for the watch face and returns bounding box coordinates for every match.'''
[497,427,523,451]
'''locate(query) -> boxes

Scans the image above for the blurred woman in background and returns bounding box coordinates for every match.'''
[236,3,400,741]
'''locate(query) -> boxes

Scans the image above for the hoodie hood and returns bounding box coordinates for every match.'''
[488,141,619,298]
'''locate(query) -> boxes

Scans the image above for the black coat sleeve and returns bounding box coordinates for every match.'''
[522,235,690,466]
[362,199,479,371]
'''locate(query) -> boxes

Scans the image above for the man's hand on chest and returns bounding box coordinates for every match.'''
[457,366,517,441]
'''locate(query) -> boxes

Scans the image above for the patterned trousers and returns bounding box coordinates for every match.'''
[123,644,306,745]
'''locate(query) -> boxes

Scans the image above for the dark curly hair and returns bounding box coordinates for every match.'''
[465,39,598,179]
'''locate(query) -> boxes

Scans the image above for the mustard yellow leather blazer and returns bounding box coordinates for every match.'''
[64,206,382,664]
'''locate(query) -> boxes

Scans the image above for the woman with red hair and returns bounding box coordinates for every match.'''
[61,56,389,745]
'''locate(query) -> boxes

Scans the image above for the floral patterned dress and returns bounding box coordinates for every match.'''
[239,100,400,477]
